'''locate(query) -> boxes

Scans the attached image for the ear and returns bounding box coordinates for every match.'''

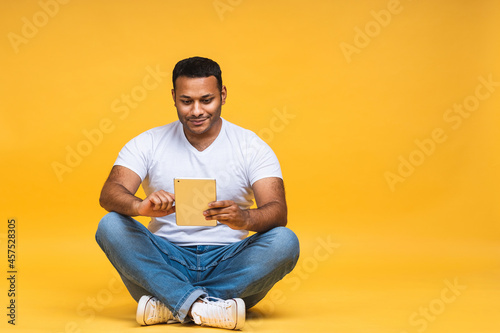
[220,85,227,105]
[171,88,176,106]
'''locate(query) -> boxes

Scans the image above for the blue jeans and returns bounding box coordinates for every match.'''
[95,212,300,322]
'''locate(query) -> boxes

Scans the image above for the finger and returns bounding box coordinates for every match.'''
[203,208,226,218]
[156,191,175,211]
[157,193,170,211]
[206,213,228,221]
[148,195,161,211]
[208,200,233,208]
[165,192,175,209]
[152,191,165,211]
[165,193,175,211]
[204,203,237,217]
[154,204,176,217]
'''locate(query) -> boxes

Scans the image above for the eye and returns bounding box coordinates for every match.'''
[181,100,192,105]
[202,98,214,104]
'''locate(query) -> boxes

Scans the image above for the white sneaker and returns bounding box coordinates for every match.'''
[190,297,245,330]
[136,295,178,326]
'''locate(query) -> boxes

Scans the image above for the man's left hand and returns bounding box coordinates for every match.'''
[203,200,249,230]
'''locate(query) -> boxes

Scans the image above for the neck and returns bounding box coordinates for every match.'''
[184,118,222,151]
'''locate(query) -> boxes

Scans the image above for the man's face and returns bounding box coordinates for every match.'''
[172,76,226,137]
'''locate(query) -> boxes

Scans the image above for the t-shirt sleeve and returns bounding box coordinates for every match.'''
[113,131,152,181]
[246,133,283,185]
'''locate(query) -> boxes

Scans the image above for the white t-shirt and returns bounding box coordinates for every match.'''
[114,118,282,246]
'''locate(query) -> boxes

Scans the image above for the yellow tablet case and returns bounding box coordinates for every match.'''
[174,178,217,226]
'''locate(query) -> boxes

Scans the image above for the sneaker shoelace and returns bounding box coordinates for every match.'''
[147,298,172,323]
[195,297,235,329]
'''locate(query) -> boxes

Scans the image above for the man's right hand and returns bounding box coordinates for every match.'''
[134,190,176,217]
[100,166,177,217]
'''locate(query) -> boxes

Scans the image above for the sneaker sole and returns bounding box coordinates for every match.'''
[232,298,246,330]
[136,295,154,325]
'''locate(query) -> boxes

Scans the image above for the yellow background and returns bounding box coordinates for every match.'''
[1,0,499,332]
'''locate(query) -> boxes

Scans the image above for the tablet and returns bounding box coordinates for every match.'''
[174,178,217,226]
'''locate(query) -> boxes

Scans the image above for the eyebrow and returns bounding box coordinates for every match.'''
[179,93,215,99]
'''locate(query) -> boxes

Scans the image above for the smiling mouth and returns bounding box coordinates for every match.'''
[189,118,208,125]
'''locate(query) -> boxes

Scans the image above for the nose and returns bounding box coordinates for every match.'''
[192,101,203,117]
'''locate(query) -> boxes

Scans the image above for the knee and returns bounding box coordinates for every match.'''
[267,227,300,262]
[95,212,128,246]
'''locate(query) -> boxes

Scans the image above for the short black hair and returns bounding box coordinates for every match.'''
[172,57,223,91]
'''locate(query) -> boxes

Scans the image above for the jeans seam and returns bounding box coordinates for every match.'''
[144,229,190,266]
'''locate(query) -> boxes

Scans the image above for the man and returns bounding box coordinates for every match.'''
[95,57,299,330]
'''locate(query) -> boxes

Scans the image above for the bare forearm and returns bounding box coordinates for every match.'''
[244,201,287,233]
[99,182,141,216]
